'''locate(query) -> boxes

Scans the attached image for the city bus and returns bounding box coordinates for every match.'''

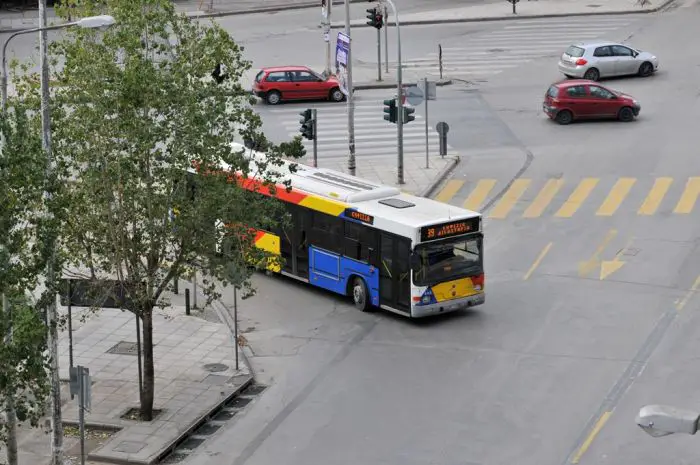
[209,143,485,318]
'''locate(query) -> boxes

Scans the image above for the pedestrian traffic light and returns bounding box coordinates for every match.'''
[374,11,383,29]
[403,106,415,124]
[366,8,378,28]
[383,99,397,124]
[299,109,315,140]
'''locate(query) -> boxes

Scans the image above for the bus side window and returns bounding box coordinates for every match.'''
[344,221,362,260]
[311,212,343,254]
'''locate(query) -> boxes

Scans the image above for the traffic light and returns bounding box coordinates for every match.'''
[383,99,397,124]
[403,106,415,124]
[366,8,377,28]
[212,63,228,84]
[299,109,315,140]
[374,11,383,29]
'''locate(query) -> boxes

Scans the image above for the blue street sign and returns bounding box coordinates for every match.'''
[335,31,350,96]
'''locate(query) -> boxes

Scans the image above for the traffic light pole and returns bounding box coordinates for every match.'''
[312,109,318,168]
[383,4,389,74]
[383,0,404,184]
[325,0,332,74]
[344,0,356,176]
[376,26,382,81]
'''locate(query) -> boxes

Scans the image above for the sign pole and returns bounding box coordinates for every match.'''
[424,77,429,169]
[312,109,318,168]
[343,0,356,176]
[376,26,382,81]
[325,0,332,74]
[383,4,389,74]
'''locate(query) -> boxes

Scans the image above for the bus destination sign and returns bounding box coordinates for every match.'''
[345,209,375,225]
[420,217,480,242]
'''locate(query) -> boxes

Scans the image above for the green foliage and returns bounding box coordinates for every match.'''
[32,0,306,311]
[0,292,51,444]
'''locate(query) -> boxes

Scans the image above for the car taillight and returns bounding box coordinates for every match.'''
[471,274,485,289]
[575,58,588,66]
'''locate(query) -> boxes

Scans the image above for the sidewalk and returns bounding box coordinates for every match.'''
[1,0,675,32]
[8,283,253,465]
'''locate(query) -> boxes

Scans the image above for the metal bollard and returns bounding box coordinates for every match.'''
[185,289,191,315]
[173,276,179,295]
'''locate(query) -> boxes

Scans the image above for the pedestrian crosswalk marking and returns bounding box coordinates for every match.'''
[463,179,497,211]
[489,179,531,219]
[638,177,673,215]
[435,180,464,203]
[674,177,700,214]
[523,179,564,218]
[596,178,637,216]
[555,178,599,218]
[434,177,700,219]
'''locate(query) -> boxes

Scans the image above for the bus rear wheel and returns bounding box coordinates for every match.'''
[352,277,372,312]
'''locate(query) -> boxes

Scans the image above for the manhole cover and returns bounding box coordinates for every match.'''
[107,341,139,356]
[203,363,229,372]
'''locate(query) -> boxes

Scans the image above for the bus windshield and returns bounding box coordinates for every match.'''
[412,234,483,286]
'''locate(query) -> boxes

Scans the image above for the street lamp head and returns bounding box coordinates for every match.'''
[636,405,700,438]
[76,15,116,29]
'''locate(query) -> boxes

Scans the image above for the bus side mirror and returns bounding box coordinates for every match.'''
[410,253,421,269]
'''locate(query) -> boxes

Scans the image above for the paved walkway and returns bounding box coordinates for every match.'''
[8,283,251,465]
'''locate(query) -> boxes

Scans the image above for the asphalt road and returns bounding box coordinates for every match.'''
[190,4,700,465]
[5,3,700,464]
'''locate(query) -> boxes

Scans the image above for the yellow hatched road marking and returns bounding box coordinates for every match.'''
[463,179,497,211]
[488,179,531,219]
[523,179,564,218]
[674,177,700,214]
[435,180,464,203]
[676,274,700,311]
[555,178,599,218]
[596,178,637,216]
[523,242,553,280]
[571,411,612,464]
[638,177,673,215]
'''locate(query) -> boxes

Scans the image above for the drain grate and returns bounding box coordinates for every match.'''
[194,423,221,436]
[227,397,251,408]
[213,410,236,421]
[161,453,189,464]
[243,384,267,396]
[107,341,139,356]
[179,437,205,450]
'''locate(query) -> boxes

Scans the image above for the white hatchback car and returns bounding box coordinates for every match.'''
[558,42,659,81]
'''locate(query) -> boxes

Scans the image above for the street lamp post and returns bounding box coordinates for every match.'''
[1,14,115,110]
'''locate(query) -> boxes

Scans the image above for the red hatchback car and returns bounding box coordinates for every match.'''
[543,80,641,125]
[252,66,345,105]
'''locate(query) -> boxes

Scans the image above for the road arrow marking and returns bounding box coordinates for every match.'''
[578,229,617,277]
[599,237,634,280]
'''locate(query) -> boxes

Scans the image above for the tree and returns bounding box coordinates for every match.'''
[0,100,53,463]
[33,0,305,420]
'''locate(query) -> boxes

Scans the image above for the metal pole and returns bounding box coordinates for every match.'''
[233,287,239,371]
[439,44,443,80]
[78,366,85,465]
[344,0,356,176]
[4,293,18,465]
[325,0,332,74]
[384,0,403,184]
[40,0,65,462]
[136,315,143,396]
[383,4,389,74]
[193,270,198,309]
[312,109,318,167]
[68,282,73,370]
[424,77,429,169]
[376,26,382,81]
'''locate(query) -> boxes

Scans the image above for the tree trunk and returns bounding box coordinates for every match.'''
[139,309,155,421]
[5,395,18,465]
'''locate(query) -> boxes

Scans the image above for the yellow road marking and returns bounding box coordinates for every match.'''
[523,179,564,218]
[555,178,599,218]
[676,274,700,311]
[463,179,497,211]
[638,177,673,215]
[599,236,634,280]
[523,242,553,280]
[596,178,637,216]
[674,177,700,214]
[571,411,612,464]
[578,229,618,277]
[488,179,531,219]
[435,180,464,203]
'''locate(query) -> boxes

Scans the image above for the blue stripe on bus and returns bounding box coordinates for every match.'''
[308,246,379,306]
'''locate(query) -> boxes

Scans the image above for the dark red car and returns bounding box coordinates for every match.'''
[543,79,641,125]
[252,66,345,105]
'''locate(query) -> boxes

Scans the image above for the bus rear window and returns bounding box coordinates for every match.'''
[565,45,585,58]
[255,71,265,82]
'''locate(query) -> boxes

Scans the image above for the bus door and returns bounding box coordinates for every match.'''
[280,206,311,279]
[378,233,411,312]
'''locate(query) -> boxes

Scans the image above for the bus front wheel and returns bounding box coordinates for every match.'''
[351,277,372,312]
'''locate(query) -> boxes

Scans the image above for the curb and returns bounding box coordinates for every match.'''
[185,0,365,19]
[418,155,460,199]
[354,78,452,91]
[329,0,676,29]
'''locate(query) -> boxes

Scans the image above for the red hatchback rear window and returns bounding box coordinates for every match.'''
[547,86,559,98]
